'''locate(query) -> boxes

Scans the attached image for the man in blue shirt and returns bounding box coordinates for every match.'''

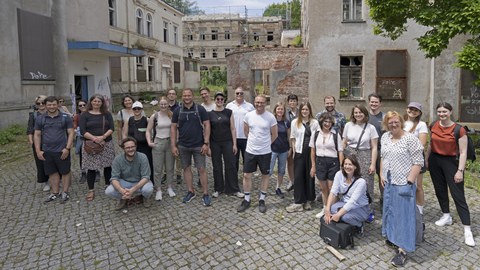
[105,137,154,210]
[34,96,75,203]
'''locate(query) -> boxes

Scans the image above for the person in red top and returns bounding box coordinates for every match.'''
[427,102,475,247]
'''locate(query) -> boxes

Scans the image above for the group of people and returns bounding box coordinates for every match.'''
[28,89,475,267]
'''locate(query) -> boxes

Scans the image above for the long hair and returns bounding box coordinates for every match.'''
[350,104,369,124]
[296,102,314,129]
[86,94,109,114]
[341,155,361,178]
[272,102,286,121]
[403,109,422,133]
[158,96,173,119]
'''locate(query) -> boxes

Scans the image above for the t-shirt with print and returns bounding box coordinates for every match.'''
[244,110,277,155]
[343,122,379,150]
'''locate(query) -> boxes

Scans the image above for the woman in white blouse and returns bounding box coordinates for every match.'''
[403,102,428,217]
[286,102,319,213]
[380,111,423,267]
[342,104,378,221]
[310,112,344,218]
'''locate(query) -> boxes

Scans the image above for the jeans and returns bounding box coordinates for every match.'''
[105,179,154,200]
[270,151,288,176]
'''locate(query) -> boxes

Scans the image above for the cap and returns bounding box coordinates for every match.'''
[132,101,143,109]
[214,92,226,98]
[407,102,422,111]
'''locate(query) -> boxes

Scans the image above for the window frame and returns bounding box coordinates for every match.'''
[173,25,178,45]
[163,21,169,43]
[136,8,144,34]
[339,55,363,99]
[108,0,116,27]
[342,0,363,22]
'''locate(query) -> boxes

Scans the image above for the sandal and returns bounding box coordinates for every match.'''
[86,190,95,201]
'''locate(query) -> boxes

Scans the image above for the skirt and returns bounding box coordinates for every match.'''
[81,140,115,171]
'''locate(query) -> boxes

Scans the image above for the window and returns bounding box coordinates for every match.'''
[174,61,181,83]
[187,48,194,58]
[253,31,260,41]
[184,59,191,71]
[267,31,274,41]
[108,0,116,26]
[212,49,218,58]
[199,28,206,40]
[163,21,169,42]
[224,48,230,57]
[146,13,152,37]
[340,56,362,98]
[224,29,231,40]
[187,33,193,40]
[136,9,143,34]
[110,57,121,82]
[147,57,154,81]
[376,50,407,100]
[343,0,362,21]
[200,48,205,58]
[173,26,178,45]
[136,56,143,68]
[136,57,146,82]
[211,29,218,40]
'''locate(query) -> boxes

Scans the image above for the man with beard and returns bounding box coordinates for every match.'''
[315,95,346,136]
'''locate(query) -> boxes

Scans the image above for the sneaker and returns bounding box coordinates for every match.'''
[391,250,407,267]
[143,198,152,208]
[167,187,176,197]
[258,199,267,213]
[465,231,476,247]
[60,192,70,203]
[212,191,220,198]
[303,201,312,211]
[234,192,245,198]
[115,199,127,211]
[155,190,163,201]
[435,214,453,226]
[275,188,285,199]
[79,172,87,183]
[95,171,101,182]
[44,193,58,203]
[286,203,304,213]
[182,191,196,203]
[366,212,375,223]
[42,182,51,192]
[202,194,212,206]
[315,208,325,219]
[237,200,251,212]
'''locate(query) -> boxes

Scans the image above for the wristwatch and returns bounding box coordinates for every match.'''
[204,142,209,145]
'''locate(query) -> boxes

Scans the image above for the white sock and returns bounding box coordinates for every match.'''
[244,192,250,202]
[464,225,472,234]
[259,191,267,201]
[416,205,424,215]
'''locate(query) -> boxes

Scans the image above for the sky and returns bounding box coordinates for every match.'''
[196,0,283,16]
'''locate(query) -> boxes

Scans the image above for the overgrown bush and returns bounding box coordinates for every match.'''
[0,125,24,145]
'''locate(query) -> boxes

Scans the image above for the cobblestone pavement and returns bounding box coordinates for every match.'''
[0,150,479,269]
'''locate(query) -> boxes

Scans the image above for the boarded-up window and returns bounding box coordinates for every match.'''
[376,50,407,100]
[174,61,181,83]
[17,9,55,81]
[459,70,480,122]
[110,57,121,82]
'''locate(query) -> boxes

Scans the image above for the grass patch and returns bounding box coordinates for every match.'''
[0,124,24,145]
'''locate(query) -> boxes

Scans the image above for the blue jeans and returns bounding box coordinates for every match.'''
[105,179,154,200]
[270,151,288,176]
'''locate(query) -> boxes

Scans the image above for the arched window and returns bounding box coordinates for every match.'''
[108,0,116,26]
[146,13,152,37]
[136,9,143,34]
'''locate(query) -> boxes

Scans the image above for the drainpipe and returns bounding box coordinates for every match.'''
[429,58,435,123]
[51,0,69,97]
[126,0,132,93]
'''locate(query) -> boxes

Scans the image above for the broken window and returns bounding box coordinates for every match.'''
[200,48,205,58]
[340,56,362,98]
[224,29,231,40]
[224,48,231,57]
[211,29,218,40]
[212,49,218,58]
[267,31,274,41]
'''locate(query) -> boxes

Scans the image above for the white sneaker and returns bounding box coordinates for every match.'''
[315,208,325,219]
[155,190,163,201]
[435,214,453,226]
[167,187,176,197]
[235,192,245,198]
[42,182,50,192]
[212,191,219,198]
[465,231,476,247]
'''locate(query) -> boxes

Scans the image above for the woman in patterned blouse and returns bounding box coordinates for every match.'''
[380,111,423,267]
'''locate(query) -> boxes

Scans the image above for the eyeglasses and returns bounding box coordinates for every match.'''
[78,104,86,107]
[216,98,224,101]
[36,102,44,105]
[133,108,142,111]
[388,121,401,126]
[59,100,64,103]
[235,92,244,96]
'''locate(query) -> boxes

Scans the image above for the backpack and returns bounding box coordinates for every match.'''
[177,103,203,129]
[314,129,339,157]
[430,121,476,162]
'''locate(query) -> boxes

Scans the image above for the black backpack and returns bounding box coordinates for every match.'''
[430,121,476,162]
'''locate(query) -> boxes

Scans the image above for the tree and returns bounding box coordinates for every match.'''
[367,0,480,83]
[162,0,203,15]
[263,0,301,29]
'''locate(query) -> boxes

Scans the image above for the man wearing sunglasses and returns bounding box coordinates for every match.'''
[226,87,254,174]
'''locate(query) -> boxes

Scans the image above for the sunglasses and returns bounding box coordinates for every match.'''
[133,107,142,111]
[216,98,224,101]
[59,100,64,103]
[78,104,86,107]
[235,92,244,96]
[36,102,44,105]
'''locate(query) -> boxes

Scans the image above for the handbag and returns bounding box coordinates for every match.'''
[84,140,105,154]
[319,216,355,249]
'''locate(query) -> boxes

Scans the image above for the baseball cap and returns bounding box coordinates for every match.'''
[132,101,143,109]
[407,102,422,111]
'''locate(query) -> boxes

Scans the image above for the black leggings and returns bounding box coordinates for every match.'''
[87,167,111,190]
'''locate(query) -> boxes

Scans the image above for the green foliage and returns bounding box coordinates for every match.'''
[0,125,24,145]
[367,0,480,83]
[200,69,227,89]
[162,0,203,15]
[291,35,303,46]
[263,0,301,29]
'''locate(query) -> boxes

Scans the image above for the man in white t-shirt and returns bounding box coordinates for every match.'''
[226,86,255,174]
[237,95,278,213]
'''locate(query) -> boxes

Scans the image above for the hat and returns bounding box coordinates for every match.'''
[214,92,226,98]
[132,101,143,109]
[407,102,422,111]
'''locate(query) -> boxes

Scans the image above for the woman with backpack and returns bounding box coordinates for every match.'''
[310,112,344,218]
[427,102,475,247]
[146,97,176,201]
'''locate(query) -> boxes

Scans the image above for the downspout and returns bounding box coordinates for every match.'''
[429,58,435,123]
[126,0,132,93]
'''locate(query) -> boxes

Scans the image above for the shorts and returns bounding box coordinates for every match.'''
[243,152,271,175]
[178,145,206,169]
[43,151,71,176]
[315,156,339,181]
